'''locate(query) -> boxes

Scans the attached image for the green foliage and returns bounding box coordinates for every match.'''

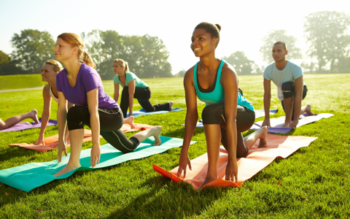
[82,30,172,79]
[0,51,24,75]
[223,51,255,75]
[259,30,302,64]
[0,75,350,218]
[175,69,186,77]
[304,11,350,73]
[10,29,55,72]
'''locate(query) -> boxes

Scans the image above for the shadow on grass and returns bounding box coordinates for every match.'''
[107,176,230,219]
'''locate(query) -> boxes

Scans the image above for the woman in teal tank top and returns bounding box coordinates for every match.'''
[177,22,268,190]
[113,59,173,118]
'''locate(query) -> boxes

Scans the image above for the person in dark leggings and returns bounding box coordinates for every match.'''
[262,41,313,129]
[113,59,173,118]
[53,33,162,177]
[177,22,268,190]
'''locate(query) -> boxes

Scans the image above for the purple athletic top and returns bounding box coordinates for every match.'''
[56,63,119,109]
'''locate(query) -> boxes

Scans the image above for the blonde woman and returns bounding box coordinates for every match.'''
[53,33,161,177]
[113,59,173,118]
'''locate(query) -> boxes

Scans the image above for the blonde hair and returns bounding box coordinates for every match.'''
[57,33,96,69]
[45,60,63,72]
[114,59,129,73]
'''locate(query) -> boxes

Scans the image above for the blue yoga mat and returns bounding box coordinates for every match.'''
[0,136,195,192]
[127,108,183,117]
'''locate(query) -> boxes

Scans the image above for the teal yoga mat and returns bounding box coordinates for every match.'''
[0,136,196,192]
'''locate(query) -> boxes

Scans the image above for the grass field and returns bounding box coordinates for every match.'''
[0,74,350,218]
[0,74,46,91]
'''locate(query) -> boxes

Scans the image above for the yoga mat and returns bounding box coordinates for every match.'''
[251,113,334,134]
[9,123,156,152]
[153,134,317,190]
[0,119,57,133]
[185,109,278,128]
[0,136,196,192]
[127,108,183,117]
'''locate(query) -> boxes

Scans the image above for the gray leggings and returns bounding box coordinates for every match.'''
[67,106,139,153]
[201,104,255,158]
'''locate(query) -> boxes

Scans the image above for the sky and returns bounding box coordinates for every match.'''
[0,0,349,74]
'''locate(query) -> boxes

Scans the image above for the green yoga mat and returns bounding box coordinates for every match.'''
[0,136,196,192]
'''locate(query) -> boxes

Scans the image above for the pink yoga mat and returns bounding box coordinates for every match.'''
[154,134,317,190]
[10,123,156,152]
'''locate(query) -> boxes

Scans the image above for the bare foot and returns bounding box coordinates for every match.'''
[198,177,217,190]
[54,163,81,177]
[124,116,136,129]
[30,109,39,124]
[169,101,173,112]
[258,126,268,148]
[305,104,313,116]
[152,126,162,146]
[282,122,291,128]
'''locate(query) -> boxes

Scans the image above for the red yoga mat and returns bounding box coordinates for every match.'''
[9,123,156,152]
[153,134,317,190]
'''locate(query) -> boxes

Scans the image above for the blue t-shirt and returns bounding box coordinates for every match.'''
[113,72,148,88]
[56,63,119,109]
[193,60,254,112]
[263,61,303,100]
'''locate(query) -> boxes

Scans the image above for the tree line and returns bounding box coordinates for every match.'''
[0,30,172,79]
[1,11,350,77]
[176,11,350,76]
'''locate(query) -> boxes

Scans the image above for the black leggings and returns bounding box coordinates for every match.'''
[120,87,170,118]
[67,106,140,153]
[202,104,255,158]
[281,82,308,120]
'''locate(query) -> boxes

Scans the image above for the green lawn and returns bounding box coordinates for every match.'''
[0,74,349,218]
[0,74,46,90]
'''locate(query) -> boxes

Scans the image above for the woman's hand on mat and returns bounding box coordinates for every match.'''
[34,136,45,145]
[90,144,101,168]
[57,142,68,162]
[225,159,238,183]
[261,119,271,127]
[290,120,298,129]
[177,151,192,178]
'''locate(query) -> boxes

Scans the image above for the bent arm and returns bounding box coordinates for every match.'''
[128,80,136,116]
[263,78,271,118]
[114,83,120,103]
[87,88,100,147]
[293,76,303,121]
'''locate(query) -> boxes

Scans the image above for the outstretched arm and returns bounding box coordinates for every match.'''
[262,78,271,127]
[114,83,120,102]
[177,68,198,177]
[87,88,101,167]
[127,80,136,116]
[221,66,238,183]
[35,85,52,145]
[291,76,303,128]
[57,91,68,162]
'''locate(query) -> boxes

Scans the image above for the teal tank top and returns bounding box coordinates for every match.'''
[193,60,255,112]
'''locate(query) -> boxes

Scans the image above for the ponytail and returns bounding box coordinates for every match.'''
[114,58,129,73]
[82,51,96,69]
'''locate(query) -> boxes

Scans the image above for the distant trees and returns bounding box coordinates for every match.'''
[82,30,172,79]
[259,30,302,64]
[0,50,24,75]
[10,29,55,72]
[304,11,350,73]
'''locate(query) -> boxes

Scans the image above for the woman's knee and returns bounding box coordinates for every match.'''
[67,106,88,130]
[202,104,223,125]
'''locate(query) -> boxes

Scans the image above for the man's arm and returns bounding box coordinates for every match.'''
[290,76,303,128]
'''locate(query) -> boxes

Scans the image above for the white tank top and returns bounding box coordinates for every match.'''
[49,85,59,103]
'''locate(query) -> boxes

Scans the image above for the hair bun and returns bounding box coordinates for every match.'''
[215,24,221,32]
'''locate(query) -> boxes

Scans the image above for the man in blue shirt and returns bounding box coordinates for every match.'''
[262,41,313,129]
